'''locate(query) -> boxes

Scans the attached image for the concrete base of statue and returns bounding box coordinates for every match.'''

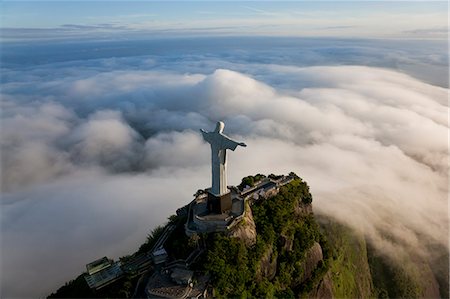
[184,188,246,236]
[207,191,232,214]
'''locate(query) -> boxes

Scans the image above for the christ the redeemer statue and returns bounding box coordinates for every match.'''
[201,121,246,197]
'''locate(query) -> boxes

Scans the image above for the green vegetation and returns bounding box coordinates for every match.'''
[238,174,266,190]
[368,245,422,298]
[165,214,198,260]
[203,177,329,297]
[48,273,138,298]
[428,243,450,298]
[136,224,165,254]
[204,235,252,296]
[48,274,94,298]
[318,219,373,298]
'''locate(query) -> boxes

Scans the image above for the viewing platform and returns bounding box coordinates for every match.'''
[185,187,245,236]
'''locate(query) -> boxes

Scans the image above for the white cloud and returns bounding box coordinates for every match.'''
[1,169,208,298]
[144,130,209,169]
[67,110,143,170]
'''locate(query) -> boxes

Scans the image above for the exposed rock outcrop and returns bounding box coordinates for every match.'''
[309,271,334,299]
[228,202,256,246]
[299,242,324,284]
[280,232,294,252]
[256,245,277,281]
[295,201,313,217]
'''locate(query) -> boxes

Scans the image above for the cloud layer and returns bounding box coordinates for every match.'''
[1,39,448,297]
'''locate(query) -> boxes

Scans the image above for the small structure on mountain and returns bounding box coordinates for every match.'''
[171,268,194,285]
[84,257,123,290]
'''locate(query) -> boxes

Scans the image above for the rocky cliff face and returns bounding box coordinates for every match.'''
[256,245,277,281]
[251,197,335,297]
[202,175,337,298]
[295,201,313,216]
[228,202,257,246]
[309,271,334,299]
[299,242,324,284]
[228,200,326,287]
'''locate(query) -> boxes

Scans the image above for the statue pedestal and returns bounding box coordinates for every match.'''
[207,191,232,214]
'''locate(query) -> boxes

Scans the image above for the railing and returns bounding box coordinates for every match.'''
[151,224,176,254]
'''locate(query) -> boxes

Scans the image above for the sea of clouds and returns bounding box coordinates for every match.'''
[1,37,448,297]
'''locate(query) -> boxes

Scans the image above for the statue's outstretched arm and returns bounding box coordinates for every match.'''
[221,134,246,150]
[200,129,213,143]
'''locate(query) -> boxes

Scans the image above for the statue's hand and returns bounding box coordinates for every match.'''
[239,142,247,147]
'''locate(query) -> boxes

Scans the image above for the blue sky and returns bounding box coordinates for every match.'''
[1,1,448,39]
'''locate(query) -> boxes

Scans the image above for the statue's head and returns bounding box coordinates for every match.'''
[215,121,225,133]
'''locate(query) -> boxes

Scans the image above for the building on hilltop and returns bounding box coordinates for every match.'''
[171,267,194,286]
[84,257,123,290]
[152,247,169,265]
